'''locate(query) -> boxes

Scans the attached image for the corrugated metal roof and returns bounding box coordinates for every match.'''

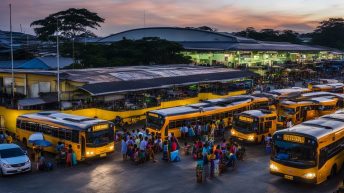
[80,70,257,96]
[0,60,28,69]
[17,56,73,70]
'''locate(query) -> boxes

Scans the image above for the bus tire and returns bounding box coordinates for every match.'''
[330,165,337,178]
[22,138,27,148]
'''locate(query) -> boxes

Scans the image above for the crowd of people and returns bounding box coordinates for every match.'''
[192,137,245,182]
[119,128,182,164]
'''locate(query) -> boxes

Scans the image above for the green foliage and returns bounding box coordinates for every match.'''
[234,27,301,44]
[312,18,344,50]
[30,8,104,40]
[60,38,192,68]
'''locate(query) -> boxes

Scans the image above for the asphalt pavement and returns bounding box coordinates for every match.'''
[0,143,342,193]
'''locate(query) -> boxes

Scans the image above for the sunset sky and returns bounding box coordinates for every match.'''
[1,0,344,36]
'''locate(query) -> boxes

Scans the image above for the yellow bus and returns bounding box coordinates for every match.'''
[266,87,311,100]
[278,96,339,125]
[146,95,270,139]
[270,112,344,184]
[309,83,344,93]
[231,109,281,143]
[16,112,115,161]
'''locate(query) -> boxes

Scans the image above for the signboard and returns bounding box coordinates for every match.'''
[239,116,253,123]
[93,124,108,132]
[283,134,305,143]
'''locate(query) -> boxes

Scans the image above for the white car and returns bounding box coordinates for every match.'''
[0,144,31,176]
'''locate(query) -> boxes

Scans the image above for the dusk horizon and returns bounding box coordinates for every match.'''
[1,0,344,36]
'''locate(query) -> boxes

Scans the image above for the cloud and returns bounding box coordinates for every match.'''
[0,0,343,36]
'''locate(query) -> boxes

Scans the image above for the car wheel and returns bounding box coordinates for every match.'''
[0,168,5,177]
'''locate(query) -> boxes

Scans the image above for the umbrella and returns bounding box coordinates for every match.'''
[28,132,52,147]
[28,132,44,143]
[31,140,52,147]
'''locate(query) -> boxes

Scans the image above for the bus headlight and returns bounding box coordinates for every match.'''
[86,151,94,156]
[231,130,236,135]
[248,135,255,141]
[303,172,316,179]
[109,146,114,150]
[270,163,278,171]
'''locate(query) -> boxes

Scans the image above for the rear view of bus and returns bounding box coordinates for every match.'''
[270,112,344,184]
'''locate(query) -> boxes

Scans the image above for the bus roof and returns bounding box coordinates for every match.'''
[149,95,263,117]
[240,109,274,118]
[18,112,109,130]
[276,113,344,140]
[268,87,310,96]
[280,96,337,105]
[313,83,344,89]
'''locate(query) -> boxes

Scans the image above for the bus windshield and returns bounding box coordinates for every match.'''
[282,107,296,115]
[86,126,113,147]
[233,117,259,134]
[147,113,165,130]
[272,140,316,167]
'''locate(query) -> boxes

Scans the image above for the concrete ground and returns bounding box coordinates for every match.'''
[0,143,342,193]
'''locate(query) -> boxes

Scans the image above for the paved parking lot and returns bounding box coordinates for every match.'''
[0,144,342,193]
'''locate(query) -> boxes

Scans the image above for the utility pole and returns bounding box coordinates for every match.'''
[9,4,15,104]
[56,18,60,109]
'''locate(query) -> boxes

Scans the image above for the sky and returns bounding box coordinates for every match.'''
[0,0,344,37]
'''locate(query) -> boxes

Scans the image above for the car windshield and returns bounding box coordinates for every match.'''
[86,129,113,147]
[282,107,296,115]
[272,140,316,166]
[0,147,24,158]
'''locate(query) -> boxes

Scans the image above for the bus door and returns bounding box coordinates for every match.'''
[305,105,317,120]
[80,132,86,159]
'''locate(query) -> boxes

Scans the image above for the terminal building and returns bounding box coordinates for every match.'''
[0,65,255,132]
[98,27,343,67]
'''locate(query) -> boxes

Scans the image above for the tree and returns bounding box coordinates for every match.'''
[186,26,217,32]
[30,8,104,40]
[312,18,344,50]
[60,38,192,68]
[234,28,301,44]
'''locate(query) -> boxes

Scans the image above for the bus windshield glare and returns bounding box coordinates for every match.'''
[233,117,258,133]
[272,140,316,167]
[86,125,113,147]
[147,113,164,130]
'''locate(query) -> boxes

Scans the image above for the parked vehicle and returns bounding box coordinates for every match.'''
[0,144,31,176]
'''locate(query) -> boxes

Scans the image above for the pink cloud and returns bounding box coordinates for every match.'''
[0,0,342,36]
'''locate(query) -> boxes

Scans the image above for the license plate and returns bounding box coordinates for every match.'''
[100,153,107,157]
[284,175,293,180]
[17,169,21,172]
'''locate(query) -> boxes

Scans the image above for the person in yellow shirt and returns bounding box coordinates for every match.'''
[207,149,216,178]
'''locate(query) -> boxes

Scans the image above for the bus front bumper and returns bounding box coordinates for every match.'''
[270,171,317,184]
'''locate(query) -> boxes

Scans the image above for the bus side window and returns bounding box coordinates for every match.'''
[65,130,72,141]
[16,120,21,128]
[72,130,79,143]
[51,128,58,138]
[58,129,66,140]
[169,121,176,129]
[264,121,272,133]
[318,149,327,169]
[42,125,52,135]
